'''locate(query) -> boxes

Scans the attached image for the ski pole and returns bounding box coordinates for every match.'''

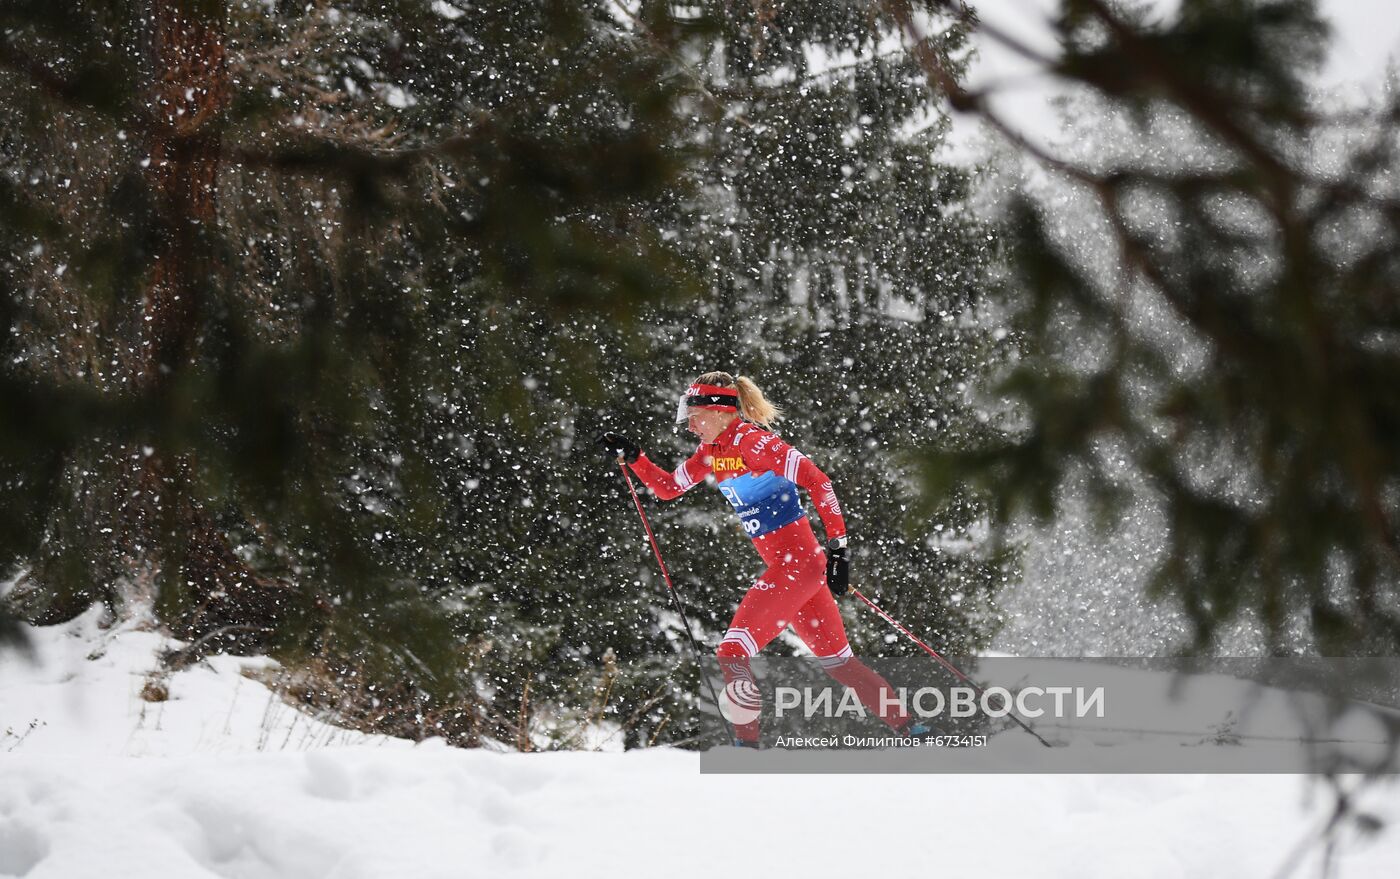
[849,585,1053,748]
[614,461,736,744]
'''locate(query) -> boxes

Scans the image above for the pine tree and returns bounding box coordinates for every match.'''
[620,0,1012,662]
[424,1,1016,745]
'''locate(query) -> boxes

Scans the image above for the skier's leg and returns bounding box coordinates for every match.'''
[716,554,826,744]
[715,648,762,744]
[793,587,910,731]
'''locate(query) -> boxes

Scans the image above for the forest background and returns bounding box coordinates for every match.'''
[3,0,1398,752]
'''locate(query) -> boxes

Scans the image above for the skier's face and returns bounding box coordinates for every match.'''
[687,408,734,443]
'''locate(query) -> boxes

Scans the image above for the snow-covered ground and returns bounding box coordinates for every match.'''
[3,613,1400,878]
[0,608,395,758]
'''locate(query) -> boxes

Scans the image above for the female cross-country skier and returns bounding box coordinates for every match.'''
[598,372,914,747]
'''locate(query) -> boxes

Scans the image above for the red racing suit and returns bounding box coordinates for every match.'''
[629,418,907,742]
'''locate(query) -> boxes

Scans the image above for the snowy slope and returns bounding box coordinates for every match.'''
[0,607,399,757]
[3,615,1400,879]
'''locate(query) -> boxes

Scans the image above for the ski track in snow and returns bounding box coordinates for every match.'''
[2,613,1400,878]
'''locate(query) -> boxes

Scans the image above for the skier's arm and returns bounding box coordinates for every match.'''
[794,456,847,541]
[739,433,847,539]
[628,448,712,501]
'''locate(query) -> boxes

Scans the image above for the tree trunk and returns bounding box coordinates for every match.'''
[142,0,226,381]
[135,0,288,648]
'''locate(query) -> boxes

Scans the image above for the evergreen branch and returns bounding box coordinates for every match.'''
[606,0,753,129]
[225,129,487,178]
[0,35,142,128]
[0,38,86,104]
[880,0,1100,188]
[1069,0,1296,188]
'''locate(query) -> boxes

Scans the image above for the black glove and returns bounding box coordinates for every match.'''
[825,537,849,597]
[596,431,641,464]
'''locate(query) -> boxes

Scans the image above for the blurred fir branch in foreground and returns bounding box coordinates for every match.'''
[903,0,1400,655]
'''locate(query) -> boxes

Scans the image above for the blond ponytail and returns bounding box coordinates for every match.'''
[735,376,781,429]
[695,371,781,429]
